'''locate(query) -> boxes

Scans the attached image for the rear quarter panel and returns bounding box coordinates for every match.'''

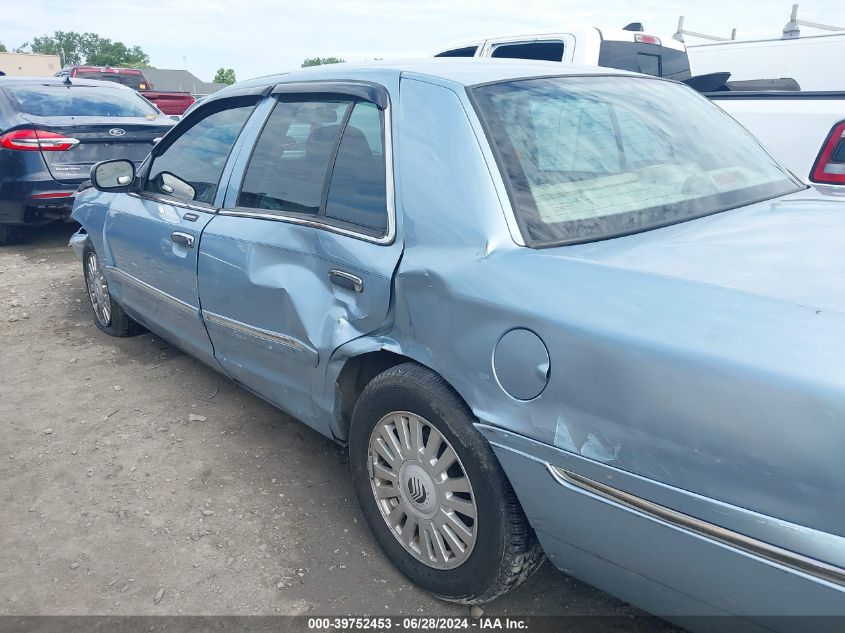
[389,75,845,562]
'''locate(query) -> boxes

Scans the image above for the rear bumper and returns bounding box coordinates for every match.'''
[479,425,845,629]
[0,193,76,225]
[0,148,80,224]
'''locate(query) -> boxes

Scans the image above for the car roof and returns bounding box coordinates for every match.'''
[0,76,136,90]
[220,58,640,97]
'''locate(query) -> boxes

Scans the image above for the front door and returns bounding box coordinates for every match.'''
[198,83,402,433]
[103,98,259,365]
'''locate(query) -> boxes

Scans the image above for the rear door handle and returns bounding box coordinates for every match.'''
[328,269,363,293]
[171,231,195,248]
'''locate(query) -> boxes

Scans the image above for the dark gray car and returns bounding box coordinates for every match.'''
[0,77,173,244]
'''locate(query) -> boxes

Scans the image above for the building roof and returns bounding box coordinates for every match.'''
[142,67,228,96]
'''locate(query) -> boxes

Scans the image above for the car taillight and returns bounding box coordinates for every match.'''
[0,129,80,152]
[810,120,845,185]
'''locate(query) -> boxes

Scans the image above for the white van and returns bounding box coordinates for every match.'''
[688,33,845,92]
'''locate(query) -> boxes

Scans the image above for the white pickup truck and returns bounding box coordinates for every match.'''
[435,27,845,187]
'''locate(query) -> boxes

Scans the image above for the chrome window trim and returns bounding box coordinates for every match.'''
[129,191,218,214]
[201,310,315,356]
[219,95,397,246]
[549,465,845,588]
[105,266,198,316]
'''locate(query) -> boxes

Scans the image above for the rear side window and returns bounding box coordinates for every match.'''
[143,102,255,205]
[491,41,564,62]
[325,101,387,232]
[238,95,388,235]
[3,85,156,117]
[598,41,691,80]
[435,46,478,58]
[239,98,352,215]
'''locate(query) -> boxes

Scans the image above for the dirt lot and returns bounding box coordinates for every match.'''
[0,224,680,629]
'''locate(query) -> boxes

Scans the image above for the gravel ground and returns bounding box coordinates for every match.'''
[0,224,681,630]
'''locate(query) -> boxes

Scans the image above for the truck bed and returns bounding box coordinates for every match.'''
[706,91,845,186]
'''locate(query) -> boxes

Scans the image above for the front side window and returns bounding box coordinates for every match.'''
[4,84,157,117]
[238,95,388,235]
[491,41,565,62]
[472,76,802,246]
[143,102,255,205]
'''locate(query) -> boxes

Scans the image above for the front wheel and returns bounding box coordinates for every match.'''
[83,243,143,337]
[349,363,544,604]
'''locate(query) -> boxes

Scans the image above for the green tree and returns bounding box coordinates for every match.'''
[0,42,7,53]
[213,67,236,84]
[30,31,149,67]
[301,57,344,68]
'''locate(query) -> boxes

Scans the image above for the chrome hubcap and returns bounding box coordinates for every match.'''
[368,411,477,570]
[85,252,111,327]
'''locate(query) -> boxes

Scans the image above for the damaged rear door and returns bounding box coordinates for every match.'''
[198,81,400,431]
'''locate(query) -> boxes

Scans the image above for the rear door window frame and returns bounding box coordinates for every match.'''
[222,80,397,245]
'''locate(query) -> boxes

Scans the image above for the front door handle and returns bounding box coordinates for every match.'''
[328,269,363,293]
[171,232,195,248]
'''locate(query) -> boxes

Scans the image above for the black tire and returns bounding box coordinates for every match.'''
[82,242,143,337]
[0,224,22,246]
[349,362,545,604]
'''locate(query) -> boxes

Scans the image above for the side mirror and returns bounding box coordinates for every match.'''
[91,159,136,192]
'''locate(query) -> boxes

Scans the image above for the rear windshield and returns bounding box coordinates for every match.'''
[598,41,691,80]
[471,76,802,247]
[73,71,147,91]
[3,84,158,118]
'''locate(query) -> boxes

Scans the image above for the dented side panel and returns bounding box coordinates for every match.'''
[198,217,401,429]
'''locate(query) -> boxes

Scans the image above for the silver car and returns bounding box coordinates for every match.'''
[71,60,845,630]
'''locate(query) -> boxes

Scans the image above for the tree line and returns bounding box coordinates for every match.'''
[1,32,345,84]
[3,31,149,67]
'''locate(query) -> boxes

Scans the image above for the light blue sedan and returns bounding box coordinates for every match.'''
[70,60,845,630]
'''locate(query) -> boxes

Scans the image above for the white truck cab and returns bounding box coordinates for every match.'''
[435,26,691,80]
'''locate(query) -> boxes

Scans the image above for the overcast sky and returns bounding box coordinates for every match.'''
[4,0,845,82]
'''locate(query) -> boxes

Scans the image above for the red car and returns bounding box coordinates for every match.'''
[55,66,195,115]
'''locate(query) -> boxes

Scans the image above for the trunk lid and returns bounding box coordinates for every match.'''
[559,187,845,314]
[21,115,173,183]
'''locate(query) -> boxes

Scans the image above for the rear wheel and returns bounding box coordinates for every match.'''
[83,243,143,337]
[349,363,544,604]
[0,224,22,246]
